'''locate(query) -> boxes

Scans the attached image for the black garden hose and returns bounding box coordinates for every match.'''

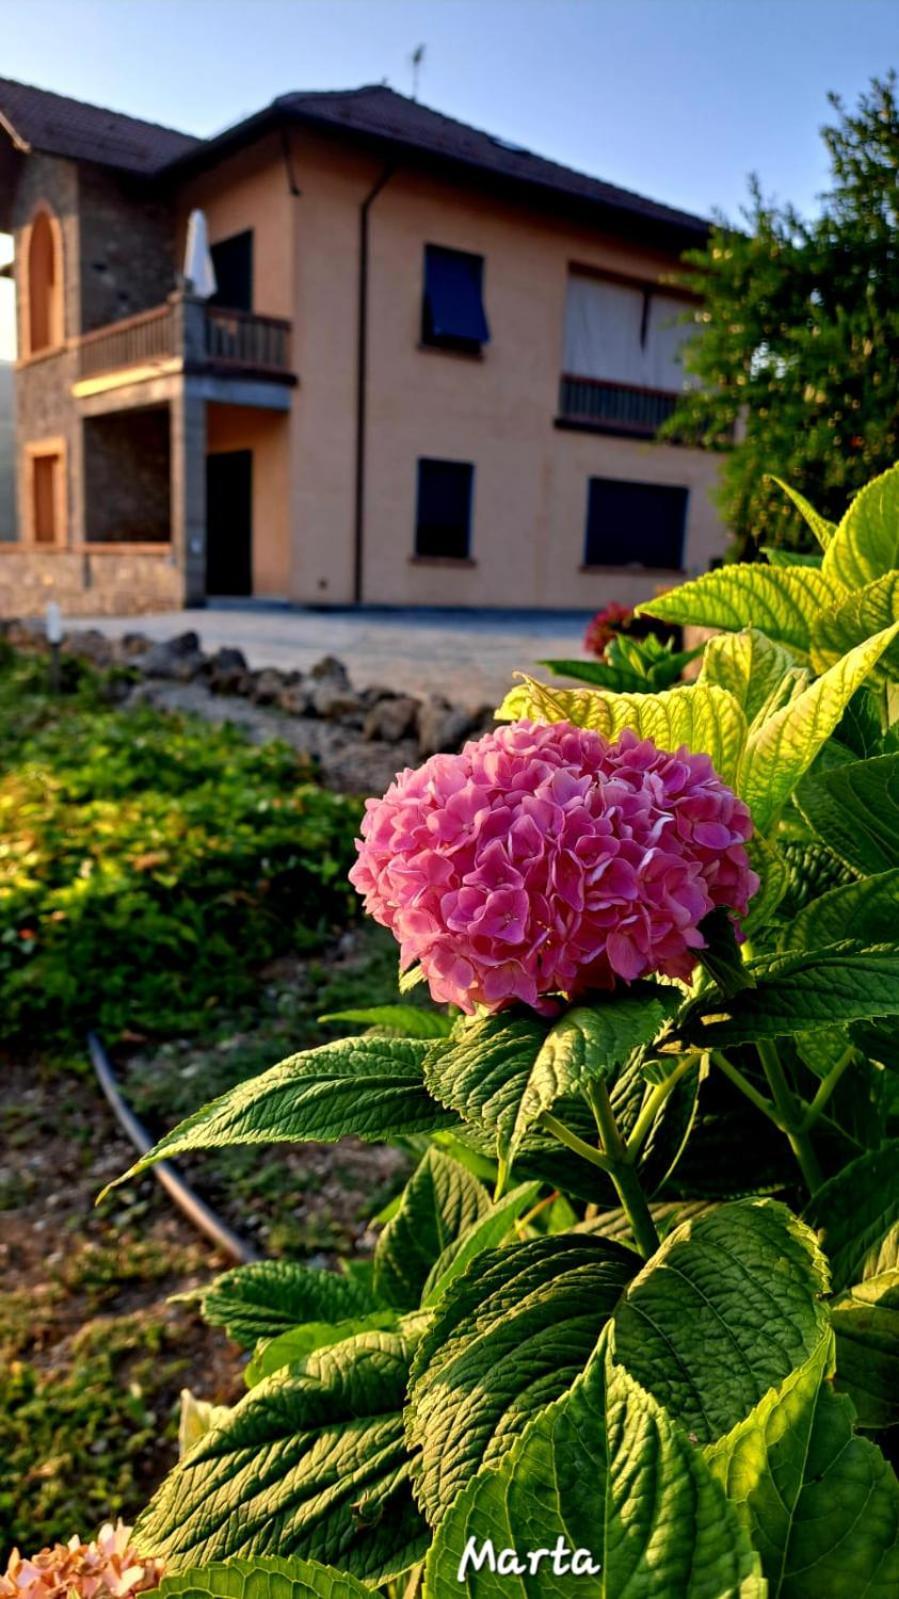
[88,1030,258,1264]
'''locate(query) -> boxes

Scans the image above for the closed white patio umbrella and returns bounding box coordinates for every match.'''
[183,209,217,299]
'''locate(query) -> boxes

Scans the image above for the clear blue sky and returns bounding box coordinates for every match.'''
[1,0,896,355]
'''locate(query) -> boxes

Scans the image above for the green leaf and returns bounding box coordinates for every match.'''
[803,1142,899,1292]
[761,546,823,568]
[318,1005,452,1039]
[420,1182,542,1308]
[135,1332,428,1580]
[811,571,899,674]
[495,678,747,787]
[103,1037,457,1193]
[538,656,650,692]
[741,622,899,833]
[767,475,836,550]
[831,1269,899,1430]
[424,994,673,1167]
[822,461,899,591]
[425,1336,764,1599]
[374,1148,491,1311]
[198,1262,378,1349]
[796,753,899,875]
[705,1332,899,1596]
[159,1555,375,1599]
[742,833,790,935]
[245,1313,400,1387]
[696,907,756,997]
[406,1233,636,1525]
[700,626,806,727]
[613,1199,829,1443]
[674,944,899,1048]
[779,867,899,953]
[635,565,845,654]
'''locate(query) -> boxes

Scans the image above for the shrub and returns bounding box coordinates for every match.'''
[95,465,899,1594]
[0,650,361,1049]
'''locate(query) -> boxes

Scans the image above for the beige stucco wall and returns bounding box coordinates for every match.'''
[206,401,291,597]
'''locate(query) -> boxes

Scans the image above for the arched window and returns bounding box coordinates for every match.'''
[25,207,63,355]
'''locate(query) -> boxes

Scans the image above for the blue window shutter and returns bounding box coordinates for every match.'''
[423,245,490,346]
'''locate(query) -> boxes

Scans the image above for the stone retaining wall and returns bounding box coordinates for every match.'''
[0,548,183,617]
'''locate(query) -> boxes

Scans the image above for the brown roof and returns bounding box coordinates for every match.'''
[0,77,708,241]
[0,75,197,175]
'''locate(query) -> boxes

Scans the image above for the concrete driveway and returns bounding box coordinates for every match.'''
[78,605,595,707]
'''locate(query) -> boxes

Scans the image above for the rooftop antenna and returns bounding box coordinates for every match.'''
[410,43,425,100]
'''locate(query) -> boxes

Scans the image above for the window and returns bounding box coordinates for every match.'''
[209,230,253,312]
[415,458,474,561]
[422,245,490,353]
[563,273,691,390]
[26,441,66,546]
[584,478,687,570]
[25,206,63,356]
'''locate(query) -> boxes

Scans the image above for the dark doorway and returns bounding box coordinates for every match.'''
[209,231,253,313]
[206,450,252,596]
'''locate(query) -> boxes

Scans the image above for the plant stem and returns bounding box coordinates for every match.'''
[756,1038,824,1195]
[540,1112,616,1173]
[800,1045,856,1130]
[625,1053,704,1158]
[587,1080,660,1259]
[710,1050,784,1125]
[493,1155,509,1203]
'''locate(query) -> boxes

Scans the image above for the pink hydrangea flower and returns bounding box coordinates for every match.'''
[349,720,758,1014]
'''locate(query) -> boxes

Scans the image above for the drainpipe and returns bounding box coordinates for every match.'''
[353,164,394,605]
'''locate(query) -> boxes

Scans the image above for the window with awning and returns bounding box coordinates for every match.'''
[422,245,490,352]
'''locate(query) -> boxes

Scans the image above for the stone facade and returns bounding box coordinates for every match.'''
[0,548,183,616]
[83,408,171,541]
[77,165,176,333]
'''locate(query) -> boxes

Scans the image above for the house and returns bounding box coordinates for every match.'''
[0,76,725,617]
[0,361,14,537]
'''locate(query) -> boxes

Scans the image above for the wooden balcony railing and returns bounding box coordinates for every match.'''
[75,298,293,383]
[78,304,176,379]
[558,375,679,436]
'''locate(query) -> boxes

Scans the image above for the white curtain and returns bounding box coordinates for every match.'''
[563,275,694,390]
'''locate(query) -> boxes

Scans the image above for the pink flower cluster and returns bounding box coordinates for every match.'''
[1,1524,162,1599]
[350,721,757,1013]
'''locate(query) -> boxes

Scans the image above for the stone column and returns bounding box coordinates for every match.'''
[170,378,206,605]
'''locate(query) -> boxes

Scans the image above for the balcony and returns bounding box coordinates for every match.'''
[557,374,679,438]
[75,295,294,387]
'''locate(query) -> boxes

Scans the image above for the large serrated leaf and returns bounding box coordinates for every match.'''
[198,1262,378,1349]
[135,1332,427,1580]
[822,461,899,591]
[495,678,746,787]
[779,868,899,953]
[374,1147,490,1311]
[245,1313,401,1387]
[406,1233,636,1525]
[424,1336,764,1598]
[319,1005,452,1039]
[831,1269,899,1430]
[613,1199,829,1443]
[803,1142,899,1292]
[795,754,899,875]
[674,943,899,1047]
[741,622,899,832]
[103,1037,456,1194]
[420,1182,542,1307]
[635,565,845,654]
[159,1556,375,1599]
[811,571,899,674]
[699,627,806,727]
[767,474,836,550]
[424,995,673,1166]
[705,1332,899,1596]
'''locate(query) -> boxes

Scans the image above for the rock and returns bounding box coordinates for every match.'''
[310,679,364,719]
[118,632,154,659]
[358,683,399,708]
[249,667,297,706]
[278,680,313,716]
[60,629,115,666]
[204,646,248,694]
[167,630,201,657]
[134,638,206,681]
[310,654,350,686]
[363,694,420,743]
[416,694,478,756]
